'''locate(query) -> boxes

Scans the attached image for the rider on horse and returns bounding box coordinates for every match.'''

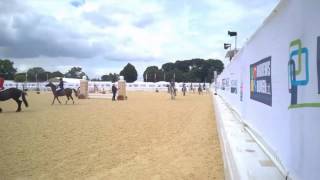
[182,82,187,96]
[170,79,176,97]
[56,78,64,95]
[170,79,175,88]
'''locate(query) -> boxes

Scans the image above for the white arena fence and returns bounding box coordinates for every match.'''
[3,80,210,93]
[215,0,320,179]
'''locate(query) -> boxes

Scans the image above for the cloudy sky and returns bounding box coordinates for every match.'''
[0,0,278,79]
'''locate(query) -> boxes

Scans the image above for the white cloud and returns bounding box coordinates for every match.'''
[0,0,279,78]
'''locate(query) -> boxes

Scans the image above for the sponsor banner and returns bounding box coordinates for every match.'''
[317,36,320,94]
[230,80,237,94]
[216,1,320,179]
[250,57,272,106]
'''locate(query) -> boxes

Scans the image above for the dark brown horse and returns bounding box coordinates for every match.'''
[45,82,78,105]
[0,88,29,112]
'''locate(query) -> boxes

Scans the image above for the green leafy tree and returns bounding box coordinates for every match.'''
[160,58,224,82]
[143,66,163,82]
[26,67,46,82]
[161,62,175,72]
[65,67,87,79]
[49,71,64,79]
[0,59,17,80]
[14,73,27,82]
[38,71,50,82]
[207,59,224,74]
[175,60,190,72]
[101,73,119,82]
[173,70,185,82]
[120,63,138,83]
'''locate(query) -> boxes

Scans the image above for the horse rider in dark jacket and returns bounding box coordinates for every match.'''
[56,78,64,95]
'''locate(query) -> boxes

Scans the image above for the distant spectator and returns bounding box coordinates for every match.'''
[198,83,202,95]
[112,84,118,101]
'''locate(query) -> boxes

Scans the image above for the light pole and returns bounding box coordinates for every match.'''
[228,31,237,50]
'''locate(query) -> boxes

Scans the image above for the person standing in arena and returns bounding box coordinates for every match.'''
[198,83,202,95]
[112,84,118,101]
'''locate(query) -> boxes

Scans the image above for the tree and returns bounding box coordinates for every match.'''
[207,59,224,74]
[65,67,87,79]
[143,66,162,82]
[120,63,137,83]
[159,58,224,82]
[173,69,185,82]
[37,71,50,82]
[0,59,17,80]
[14,73,27,82]
[206,59,224,82]
[27,67,46,82]
[175,60,190,72]
[101,73,119,82]
[50,71,64,79]
[161,62,175,72]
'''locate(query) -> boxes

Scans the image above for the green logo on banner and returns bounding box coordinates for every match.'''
[288,38,320,109]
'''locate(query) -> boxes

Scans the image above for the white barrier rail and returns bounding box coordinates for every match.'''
[3,80,210,92]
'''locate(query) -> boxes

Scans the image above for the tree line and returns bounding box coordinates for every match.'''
[1,58,223,83]
[143,58,224,83]
[0,59,89,82]
[0,59,138,83]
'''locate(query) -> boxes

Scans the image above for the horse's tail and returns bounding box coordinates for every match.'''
[22,91,29,107]
[73,89,78,97]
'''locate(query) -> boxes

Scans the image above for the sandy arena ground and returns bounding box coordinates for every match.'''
[0,91,224,180]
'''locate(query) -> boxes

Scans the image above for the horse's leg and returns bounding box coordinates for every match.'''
[69,95,74,104]
[14,98,22,112]
[57,97,62,104]
[65,95,69,104]
[52,96,56,105]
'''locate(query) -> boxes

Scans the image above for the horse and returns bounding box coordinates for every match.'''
[0,88,29,112]
[45,82,78,105]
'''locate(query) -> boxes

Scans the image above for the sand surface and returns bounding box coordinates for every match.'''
[0,91,223,180]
